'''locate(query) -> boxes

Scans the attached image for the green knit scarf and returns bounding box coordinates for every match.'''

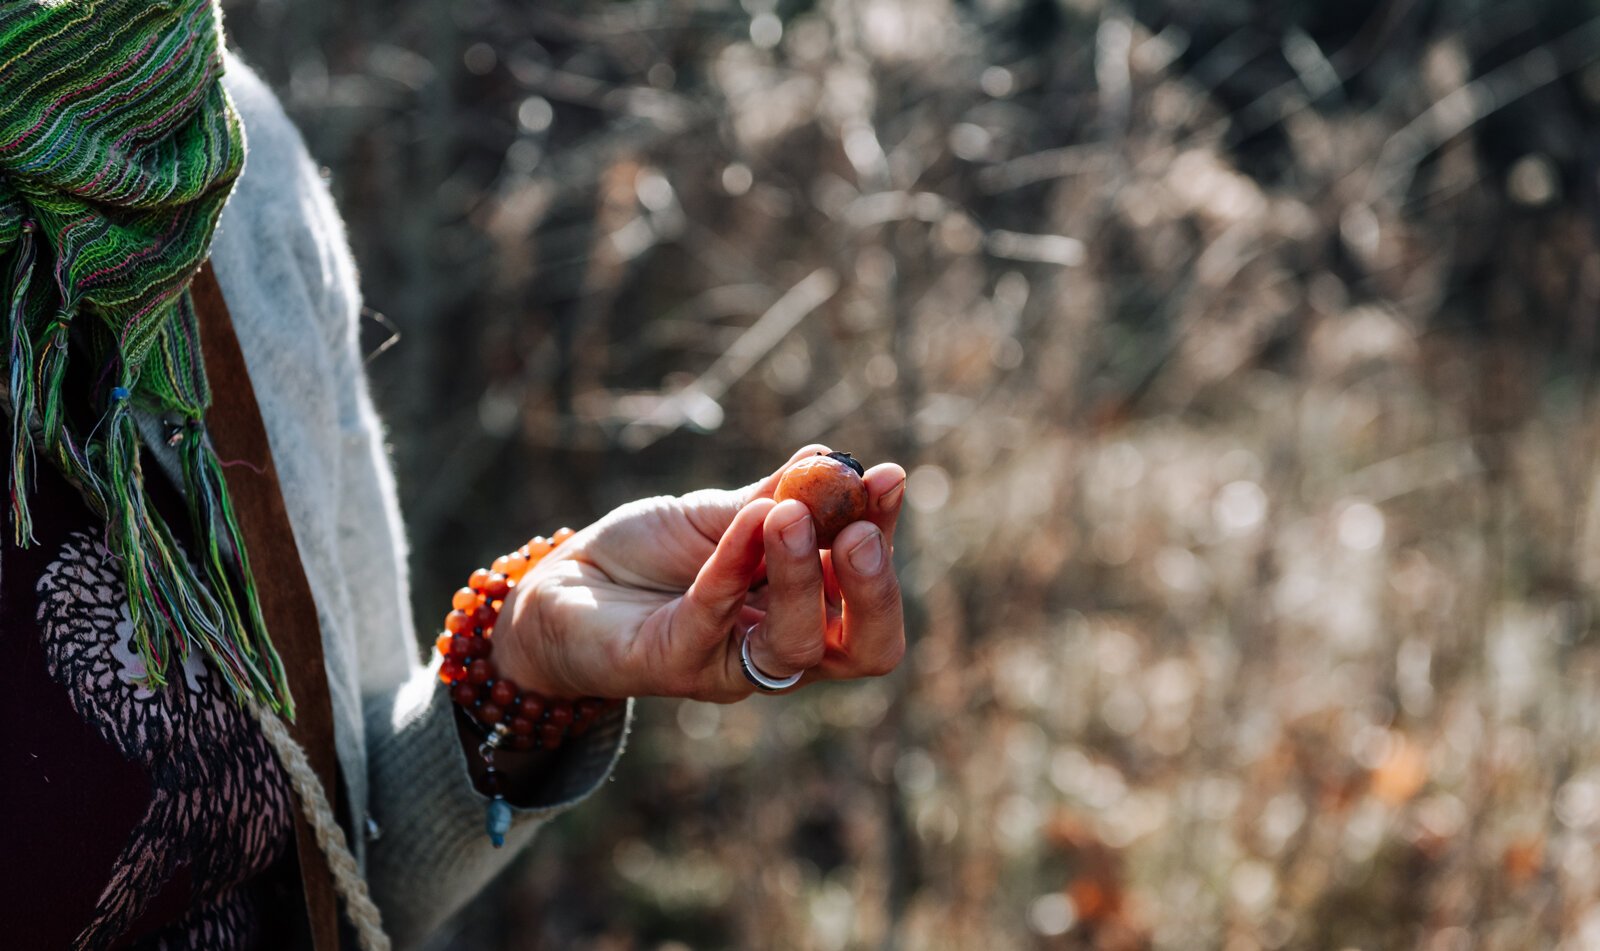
[0,0,292,716]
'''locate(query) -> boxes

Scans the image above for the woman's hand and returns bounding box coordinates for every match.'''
[493,445,906,702]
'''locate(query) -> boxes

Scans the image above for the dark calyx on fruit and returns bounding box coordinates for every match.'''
[827,450,866,478]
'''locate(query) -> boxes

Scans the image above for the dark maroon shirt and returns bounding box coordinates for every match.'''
[0,449,297,949]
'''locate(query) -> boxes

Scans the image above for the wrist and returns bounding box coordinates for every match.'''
[493,561,574,699]
[434,530,609,753]
[434,530,626,847]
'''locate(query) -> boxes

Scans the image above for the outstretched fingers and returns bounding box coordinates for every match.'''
[656,449,905,699]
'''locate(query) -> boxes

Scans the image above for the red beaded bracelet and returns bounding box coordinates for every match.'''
[435,528,620,846]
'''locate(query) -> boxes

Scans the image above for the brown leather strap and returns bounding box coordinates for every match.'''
[191,261,344,951]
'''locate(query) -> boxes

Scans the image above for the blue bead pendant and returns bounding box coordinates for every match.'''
[486,795,512,848]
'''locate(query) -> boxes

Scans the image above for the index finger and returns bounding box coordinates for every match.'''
[674,498,774,653]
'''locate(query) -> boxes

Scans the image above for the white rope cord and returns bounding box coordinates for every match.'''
[251,702,391,951]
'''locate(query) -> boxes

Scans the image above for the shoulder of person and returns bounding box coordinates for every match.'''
[211,51,361,357]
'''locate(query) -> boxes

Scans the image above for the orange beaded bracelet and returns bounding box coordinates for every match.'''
[436,528,619,845]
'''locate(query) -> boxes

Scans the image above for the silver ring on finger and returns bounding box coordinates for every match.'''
[739,623,804,692]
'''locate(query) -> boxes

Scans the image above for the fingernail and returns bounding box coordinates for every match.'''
[780,514,814,555]
[848,530,885,575]
[880,480,905,511]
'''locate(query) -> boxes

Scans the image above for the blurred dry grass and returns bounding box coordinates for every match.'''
[226,0,1600,948]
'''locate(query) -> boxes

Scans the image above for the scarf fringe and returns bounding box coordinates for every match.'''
[6,223,37,545]
[3,365,299,717]
[104,402,171,688]
[179,423,293,717]
[2,294,296,715]
[37,315,72,451]
[101,399,292,711]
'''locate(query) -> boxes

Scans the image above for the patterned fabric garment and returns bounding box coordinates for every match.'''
[0,446,297,950]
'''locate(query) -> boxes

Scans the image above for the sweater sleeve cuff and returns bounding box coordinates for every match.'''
[364,659,631,944]
[448,684,632,810]
[394,657,631,824]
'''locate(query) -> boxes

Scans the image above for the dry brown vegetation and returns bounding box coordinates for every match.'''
[227,0,1600,947]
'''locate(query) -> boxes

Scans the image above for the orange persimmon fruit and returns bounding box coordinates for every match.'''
[774,450,869,548]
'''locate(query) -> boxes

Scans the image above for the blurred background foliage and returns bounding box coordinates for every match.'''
[225,0,1600,947]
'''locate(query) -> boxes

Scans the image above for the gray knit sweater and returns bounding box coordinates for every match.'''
[185,57,630,948]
